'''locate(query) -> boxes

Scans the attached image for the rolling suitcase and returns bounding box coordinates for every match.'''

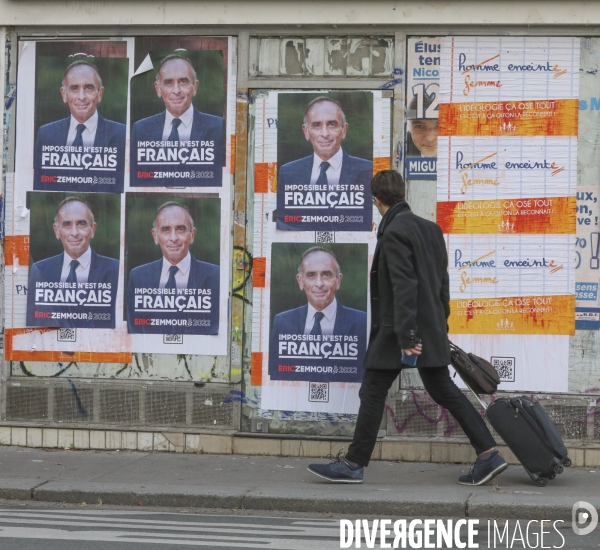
[468,389,571,487]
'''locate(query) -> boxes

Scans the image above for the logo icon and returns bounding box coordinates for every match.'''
[572,501,598,536]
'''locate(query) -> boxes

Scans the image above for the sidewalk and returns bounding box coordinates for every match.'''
[0,445,598,520]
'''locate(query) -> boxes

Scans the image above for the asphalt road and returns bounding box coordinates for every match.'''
[1,502,599,549]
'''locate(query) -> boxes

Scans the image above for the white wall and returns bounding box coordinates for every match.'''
[2,1,600,28]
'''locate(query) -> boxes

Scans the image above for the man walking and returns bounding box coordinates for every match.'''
[308,170,508,486]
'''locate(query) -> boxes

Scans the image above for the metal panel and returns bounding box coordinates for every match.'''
[192,389,234,427]
[98,387,140,424]
[249,36,394,78]
[144,390,187,426]
[3,380,238,429]
[5,386,48,422]
[346,37,371,76]
[387,391,600,443]
[279,38,305,75]
[257,38,281,76]
[304,38,325,76]
[53,386,94,423]
[325,37,347,76]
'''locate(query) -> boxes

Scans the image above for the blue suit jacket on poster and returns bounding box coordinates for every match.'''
[126,255,220,334]
[34,114,126,189]
[278,150,373,189]
[269,302,367,376]
[130,108,223,185]
[276,150,373,230]
[35,114,126,150]
[26,249,119,328]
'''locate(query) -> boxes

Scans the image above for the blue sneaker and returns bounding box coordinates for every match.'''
[308,451,364,484]
[458,450,508,486]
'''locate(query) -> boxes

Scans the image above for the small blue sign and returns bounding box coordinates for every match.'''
[575,282,598,301]
[406,157,437,180]
[576,307,600,330]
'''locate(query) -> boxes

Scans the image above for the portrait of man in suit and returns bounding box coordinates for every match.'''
[26,197,120,329]
[129,54,223,187]
[269,247,367,382]
[276,96,373,231]
[33,60,126,192]
[126,201,220,335]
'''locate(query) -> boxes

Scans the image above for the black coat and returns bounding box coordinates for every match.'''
[364,200,451,370]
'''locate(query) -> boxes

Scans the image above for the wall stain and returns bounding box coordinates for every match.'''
[177,355,193,379]
[53,362,75,377]
[18,361,34,377]
[67,379,88,418]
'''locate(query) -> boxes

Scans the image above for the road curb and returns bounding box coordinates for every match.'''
[33,482,244,509]
[0,479,41,501]
[0,480,583,520]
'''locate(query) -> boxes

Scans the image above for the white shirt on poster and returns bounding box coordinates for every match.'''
[59,247,92,283]
[158,252,192,289]
[309,148,343,189]
[303,298,338,335]
[162,105,194,142]
[66,111,98,147]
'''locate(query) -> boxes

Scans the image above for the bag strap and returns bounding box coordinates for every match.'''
[448,340,460,352]
[447,340,489,409]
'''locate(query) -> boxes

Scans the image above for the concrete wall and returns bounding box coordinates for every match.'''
[2,1,600,27]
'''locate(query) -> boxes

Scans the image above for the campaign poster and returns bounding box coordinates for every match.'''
[125,193,221,335]
[268,243,368,383]
[129,37,226,188]
[576,40,600,329]
[25,192,121,329]
[276,92,374,232]
[575,186,600,328]
[438,36,579,393]
[33,43,128,193]
[406,37,440,180]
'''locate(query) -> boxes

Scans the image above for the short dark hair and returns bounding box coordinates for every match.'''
[153,201,195,230]
[54,197,95,225]
[62,60,102,89]
[370,170,405,207]
[298,247,341,276]
[303,97,347,126]
[156,54,197,83]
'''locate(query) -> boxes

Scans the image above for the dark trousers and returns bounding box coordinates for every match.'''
[345,367,496,467]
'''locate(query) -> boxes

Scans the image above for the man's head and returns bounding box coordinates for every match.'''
[409,119,438,157]
[154,54,199,118]
[407,93,438,157]
[302,97,348,161]
[296,247,342,311]
[371,170,405,214]
[53,197,97,260]
[152,202,196,265]
[60,61,104,124]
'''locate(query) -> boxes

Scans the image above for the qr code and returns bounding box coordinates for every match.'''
[57,328,76,342]
[309,381,329,402]
[163,334,183,344]
[316,231,334,243]
[491,356,515,382]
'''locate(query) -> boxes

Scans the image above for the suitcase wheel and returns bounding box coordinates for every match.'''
[564,457,572,468]
[536,477,548,487]
[548,472,556,480]
[554,464,564,475]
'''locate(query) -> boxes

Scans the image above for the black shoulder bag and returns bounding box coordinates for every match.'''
[449,341,500,395]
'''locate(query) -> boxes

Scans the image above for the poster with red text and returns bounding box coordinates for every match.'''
[438,37,579,392]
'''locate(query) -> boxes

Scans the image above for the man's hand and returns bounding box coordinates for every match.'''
[402,342,423,356]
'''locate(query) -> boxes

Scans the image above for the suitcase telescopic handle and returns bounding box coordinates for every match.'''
[461,377,489,411]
